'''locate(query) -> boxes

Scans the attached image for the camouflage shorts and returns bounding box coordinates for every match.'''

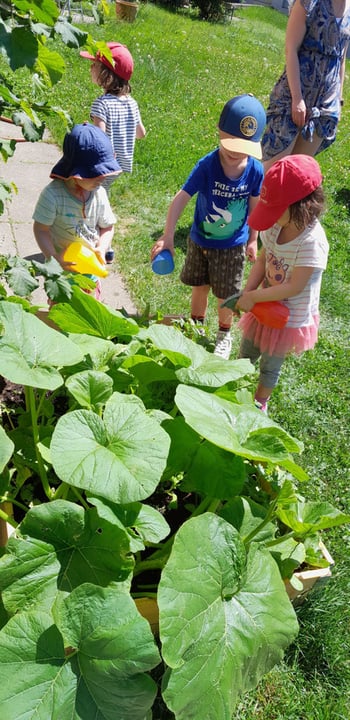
[180,236,246,299]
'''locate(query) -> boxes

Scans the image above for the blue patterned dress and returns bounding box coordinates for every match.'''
[262,0,350,158]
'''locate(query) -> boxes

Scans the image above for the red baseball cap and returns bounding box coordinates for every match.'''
[248,155,323,230]
[80,42,134,81]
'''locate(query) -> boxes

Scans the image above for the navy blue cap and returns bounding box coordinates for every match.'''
[50,123,122,179]
[219,94,266,159]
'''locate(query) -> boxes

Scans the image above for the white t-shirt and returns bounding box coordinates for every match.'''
[33,180,116,253]
[261,220,329,328]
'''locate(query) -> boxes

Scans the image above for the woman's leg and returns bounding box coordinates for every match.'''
[263,132,323,172]
[291,132,323,156]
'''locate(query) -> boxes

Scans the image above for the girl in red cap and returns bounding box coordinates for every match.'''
[80,42,146,188]
[232,154,329,414]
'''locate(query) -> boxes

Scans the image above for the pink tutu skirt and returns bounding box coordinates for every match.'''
[238,313,320,357]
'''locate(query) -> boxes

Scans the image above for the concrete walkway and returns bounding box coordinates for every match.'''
[0,120,137,313]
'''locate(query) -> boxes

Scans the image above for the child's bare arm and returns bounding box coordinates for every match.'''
[238,264,314,311]
[33,221,59,261]
[136,119,146,139]
[92,115,106,133]
[151,189,191,259]
[246,195,260,262]
[33,221,76,271]
[97,225,114,260]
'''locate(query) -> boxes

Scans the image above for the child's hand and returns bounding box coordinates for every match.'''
[60,259,77,272]
[236,292,256,313]
[246,240,257,263]
[150,237,174,261]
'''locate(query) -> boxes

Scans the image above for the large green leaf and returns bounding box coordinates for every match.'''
[6,26,38,70]
[88,495,171,552]
[182,439,246,498]
[54,17,88,48]
[175,384,307,479]
[49,285,139,339]
[0,500,133,615]
[5,256,39,295]
[66,370,114,409]
[176,356,254,387]
[277,499,350,534]
[140,323,202,367]
[51,393,171,502]
[122,354,177,384]
[219,496,276,544]
[0,583,160,720]
[161,416,246,497]
[35,41,66,85]
[141,324,254,386]
[14,0,59,24]
[0,425,14,472]
[159,513,299,720]
[0,301,84,389]
[67,332,121,371]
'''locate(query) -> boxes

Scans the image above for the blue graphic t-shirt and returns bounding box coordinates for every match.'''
[182,149,263,249]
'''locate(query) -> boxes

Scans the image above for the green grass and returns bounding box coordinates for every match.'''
[24,3,350,716]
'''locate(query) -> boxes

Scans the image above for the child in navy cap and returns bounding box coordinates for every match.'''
[33,123,121,298]
[151,94,266,359]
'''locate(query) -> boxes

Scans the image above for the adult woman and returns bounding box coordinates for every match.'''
[262,0,350,170]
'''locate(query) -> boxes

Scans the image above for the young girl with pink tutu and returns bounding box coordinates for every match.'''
[235,154,329,413]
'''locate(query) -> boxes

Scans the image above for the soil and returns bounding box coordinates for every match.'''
[0,377,25,412]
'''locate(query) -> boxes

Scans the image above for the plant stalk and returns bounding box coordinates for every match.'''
[25,386,53,500]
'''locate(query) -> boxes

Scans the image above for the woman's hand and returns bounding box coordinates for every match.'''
[291,98,307,128]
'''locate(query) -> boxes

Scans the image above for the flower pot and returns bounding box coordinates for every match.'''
[285,541,334,606]
[115,0,139,21]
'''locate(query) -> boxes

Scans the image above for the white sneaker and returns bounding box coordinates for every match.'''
[214,330,232,359]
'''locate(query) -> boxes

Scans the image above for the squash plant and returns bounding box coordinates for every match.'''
[0,264,349,720]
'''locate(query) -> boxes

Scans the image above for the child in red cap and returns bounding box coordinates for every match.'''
[233,154,329,413]
[80,42,146,188]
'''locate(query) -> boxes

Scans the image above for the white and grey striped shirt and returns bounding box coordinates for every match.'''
[91,94,142,173]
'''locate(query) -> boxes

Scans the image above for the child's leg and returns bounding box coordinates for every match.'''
[191,285,210,323]
[217,299,233,331]
[238,336,261,363]
[210,245,245,359]
[180,238,210,323]
[255,352,285,409]
[239,340,283,412]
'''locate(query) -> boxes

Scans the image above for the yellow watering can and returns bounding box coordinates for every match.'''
[63,241,108,278]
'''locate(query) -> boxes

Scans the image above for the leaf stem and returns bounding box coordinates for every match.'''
[70,485,90,509]
[25,386,53,500]
[243,497,278,545]
[0,507,17,528]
